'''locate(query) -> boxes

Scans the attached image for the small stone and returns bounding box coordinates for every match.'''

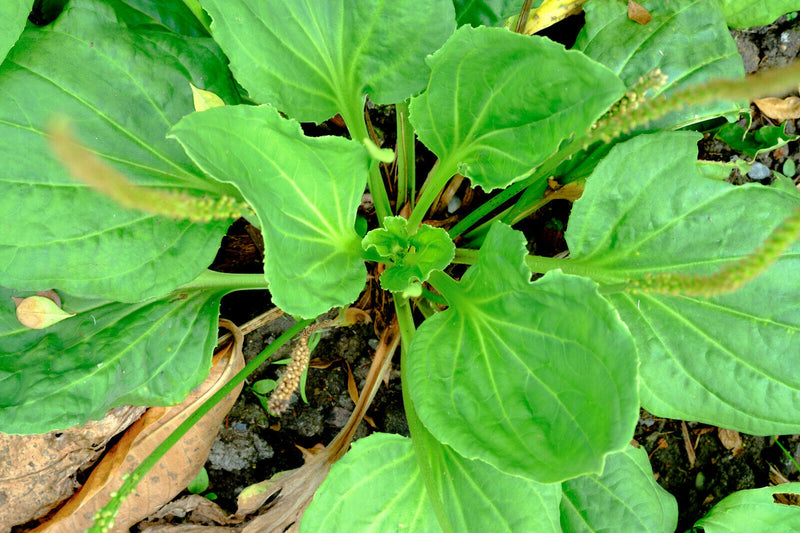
[447,195,461,213]
[747,162,771,181]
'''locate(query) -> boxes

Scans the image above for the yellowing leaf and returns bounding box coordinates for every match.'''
[14,295,75,329]
[190,82,225,112]
[524,0,587,35]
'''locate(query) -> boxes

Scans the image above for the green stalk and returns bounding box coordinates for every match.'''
[89,317,314,533]
[407,157,459,232]
[450,134,591,241]
[394,296,454,533]
[395,101,416,211]
[175,270,270,292]
[448,179,529,240]
[339,99,393,223]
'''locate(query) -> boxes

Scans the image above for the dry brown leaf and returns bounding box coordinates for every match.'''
[151,494,236,525]
[680,421,696,468]
[524,0,587,35]
[35,290,62,308]
[344,359,360,406]
[770,463,791,485]
[628,0,652,24]
[342,307,371,325]
[754,96,800,121]
[32,320,245,533]
[0,406,146,533]
[774,493,800,506]
[717,428,744,455]
[139,526,240,533]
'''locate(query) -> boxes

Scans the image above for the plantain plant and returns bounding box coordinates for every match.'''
[2,0,800,531]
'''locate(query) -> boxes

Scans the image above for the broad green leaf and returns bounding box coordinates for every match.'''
[715,121,799,158]
[415,420,563,533]
[170,105,368,318]
[362,217,455,293]
[566,131,800,434]
[104,0,210,36]
[0,0,31,66]
[692,483,800,532]
[199,0,456,123]
[560,445,678,533]
[409,26,625,191]
[408,223,639,483]
[0,285,224,434]
[302,431,561,533]
[300,433,442,533]
[0,1,238,302]
[452,0,532,27]
[718,0,800,29]
[576,0,745,129]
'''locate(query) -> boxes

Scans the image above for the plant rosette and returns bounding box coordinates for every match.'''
[2,0,800,532]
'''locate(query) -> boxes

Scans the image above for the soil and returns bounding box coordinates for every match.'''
[142,12,800,533]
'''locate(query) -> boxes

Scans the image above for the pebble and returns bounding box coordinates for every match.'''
[747,162,771,181]
[447,195,462,213]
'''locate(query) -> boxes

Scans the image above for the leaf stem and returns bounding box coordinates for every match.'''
[394,297,454,533]
[339,100,393,223]
[452,248,625,285]
[175,270,269,292]
[395,101,416,211]
[407,157,459,231]
[89,317,313,533]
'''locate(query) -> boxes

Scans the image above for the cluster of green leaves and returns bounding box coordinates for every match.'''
[2,0,800,532]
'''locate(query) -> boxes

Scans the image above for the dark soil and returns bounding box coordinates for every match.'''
[136,12,800,533]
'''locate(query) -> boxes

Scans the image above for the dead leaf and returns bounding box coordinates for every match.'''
[138,526,239,533]
[0,406,146,533]
[13,294,75,329]
[754,96,800,121]
[774,493,800,506]
[342,307,371,325]
[770,463,791,485]
[628,0,652,24]
[32,319,245,532]
[36,290,62,308]
[295,443,326,461]
[718,428,744,456]
[681,421,696,468]
[344,359,360,406]
[523,0,588,35]
[151,494,236,525]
